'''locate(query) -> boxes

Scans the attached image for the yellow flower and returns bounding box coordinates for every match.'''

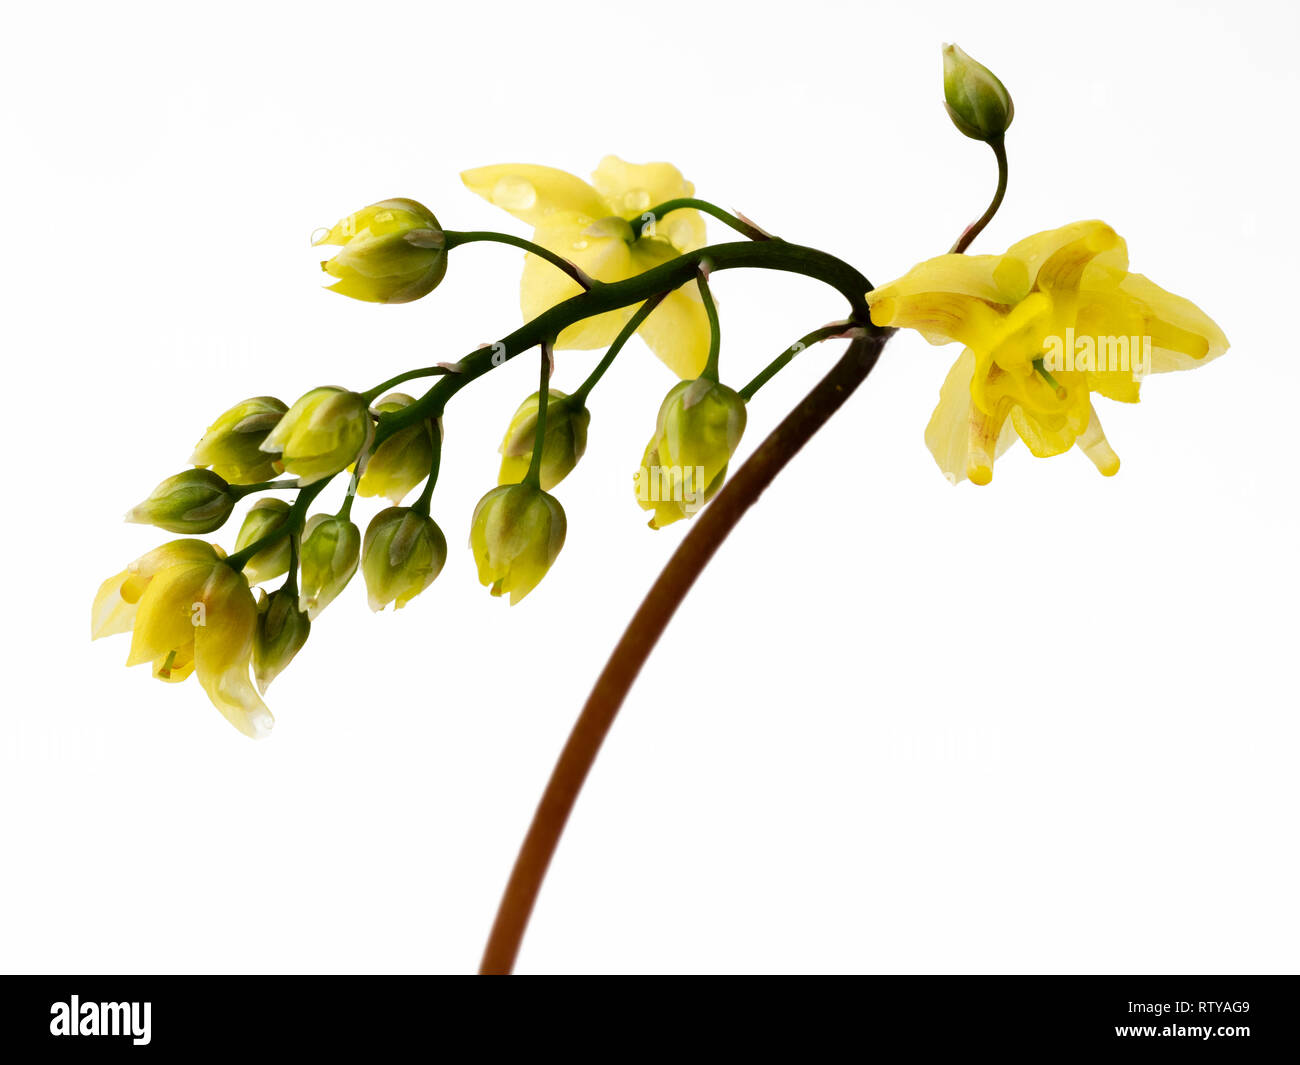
[634,378,747,529]
[260,387,373,485]
[461,157,711,378]
[469,484,566,604]
[356,393,435,505]
[191,396,288,484]
[92,541,272,738]
[314,198,447,304]
[497,390,589,490]
[866,220,1228,485]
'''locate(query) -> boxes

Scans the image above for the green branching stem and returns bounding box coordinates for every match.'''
[696,269,721,381]
[411,419,442,517]
[443,230,595,291]
[739,322,855,401]
[523,343,553,488]
[569,292,669,406]
[225,479,329,572]
[631,198,772,242]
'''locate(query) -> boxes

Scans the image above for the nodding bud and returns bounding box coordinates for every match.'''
[361,507,448,612]
[942,43,1014,142]
[469,483,566,605]
[253,586,311,693]
[125,469,238,534]
[497,390,590,490]
[259,387,373,485]
[297,513,361,619]
[191,396,288,484]
[634,378,747,529]
[358,394,437,505]
[314,198,448,304]
[232,497,293,586]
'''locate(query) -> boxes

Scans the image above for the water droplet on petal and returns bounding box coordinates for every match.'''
[492,177,537,211]
[571,239,588,251]
[623,188,651,213]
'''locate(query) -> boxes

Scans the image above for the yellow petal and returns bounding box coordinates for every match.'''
[924,350,1017,485]
[625,240,711,377]
[590,156,696,220]
[92,570,136,640]
[193,572,272,739]
[460,164,610,228]
[1076,402,1121,476]
[1006,220,1128,295]
[1115,272,1229,373]
[125,562,209,667]
[867,254,1013,347]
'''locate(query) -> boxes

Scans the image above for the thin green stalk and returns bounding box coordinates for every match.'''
[949,137,1008,254]
[411,420,442,516]
[229,479,299,498]
[361,366,453,404]
[697,271,721,381]
[444,230,595,291]
[225,479,330,572]
[570,292,669,406]
[523,343,553,488]
[632,198,772,241]
[739,323,852,401]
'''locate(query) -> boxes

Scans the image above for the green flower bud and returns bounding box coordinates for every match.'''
[232,498,293,585]
[314,198,448,304]
[253,586,310,693]
[470,483,566,605]
[634,378,747,529]
[125,469,237,534]
[497,390,590,490]
[190,396,289,484]
[260,387,373,485]
[361,507,448,612]
[942,43,1014,142]
[357,394,436,504]
[298,513,361,619]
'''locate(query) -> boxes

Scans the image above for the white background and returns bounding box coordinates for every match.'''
[2,0,1296,975]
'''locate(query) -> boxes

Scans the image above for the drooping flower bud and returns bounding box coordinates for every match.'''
[357,394,436,504]
[634,378,746,529]
[125,469,238,534]
[469,483,566,604]
[314,198,448,304]
[361,507,448,611]
[253,586,311,693]
[297,513,361,619]
[190,396,289,484]
[260,387,373,485]
[942,44,1014,142]
[232,498,293,585]
[497,390,590,490]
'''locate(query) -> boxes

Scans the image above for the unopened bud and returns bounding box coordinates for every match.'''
[942,43,1014,142]
[125,469,237,534]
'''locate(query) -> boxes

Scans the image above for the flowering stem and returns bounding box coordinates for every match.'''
[524,343,553,488]
[478,329,892,974]
[632,198,772,241]
[570,292,669,406]
[738,322,854,401]
[949,136,1008,254]
[228,479,299,498]
[697,271,721,381]
[374,241,872,450]
[443,230,595,291]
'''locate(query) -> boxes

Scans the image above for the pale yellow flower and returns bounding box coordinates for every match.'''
[461,157,711,378]
[867,221,1228,484]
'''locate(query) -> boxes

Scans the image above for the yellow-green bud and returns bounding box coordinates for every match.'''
[298,513,361,619]
[469,483,566,605]
[634,378,747,529]
[361,507,448,612]
[232,498,293,585]
[260,387,373,485]
[253,586,310,693]
[357,394,436,504]
[190,396,289,484]
[125,469,237,534]
[314,198,448,304]
[942,43,1014,142]
[497,390,590,490]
